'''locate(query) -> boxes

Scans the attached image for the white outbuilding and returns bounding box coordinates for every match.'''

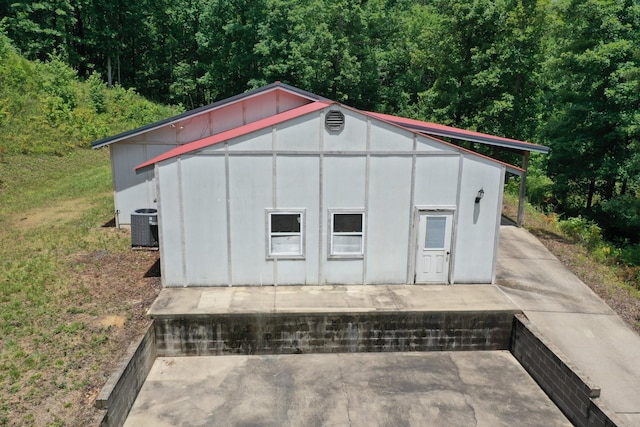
[94,82,548,286]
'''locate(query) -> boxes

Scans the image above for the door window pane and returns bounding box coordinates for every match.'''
[425,217,446,249]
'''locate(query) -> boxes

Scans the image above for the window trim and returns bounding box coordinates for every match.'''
[266,209,305,259]
[328,209,365,259]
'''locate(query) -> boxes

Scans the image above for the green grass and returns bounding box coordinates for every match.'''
[0,148,131,425]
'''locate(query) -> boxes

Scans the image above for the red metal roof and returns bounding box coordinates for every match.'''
[135,90,538,173]
[366,112,548,154]
[135,101,332,171]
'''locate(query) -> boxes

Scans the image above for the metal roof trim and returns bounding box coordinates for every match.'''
[366,112,549,154]
[135,100,333,171]
[92,82,326,149]
[355,107,525,174]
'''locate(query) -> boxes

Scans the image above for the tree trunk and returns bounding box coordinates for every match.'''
[604,177,615,200]
[586,178,596,209]
[107,56,112,87]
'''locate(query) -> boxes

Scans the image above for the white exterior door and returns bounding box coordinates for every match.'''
[415,212,453,283]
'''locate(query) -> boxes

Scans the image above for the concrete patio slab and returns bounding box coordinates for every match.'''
[149,284,519,316]
[124,352,570,427]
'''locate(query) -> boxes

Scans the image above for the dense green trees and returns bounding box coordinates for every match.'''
[538,0,640,244]
[1,0,639,243]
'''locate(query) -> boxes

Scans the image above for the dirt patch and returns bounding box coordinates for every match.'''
[98,315,127,329]
[13,198,91,229]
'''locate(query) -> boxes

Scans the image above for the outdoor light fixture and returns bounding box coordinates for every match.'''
[475,188,485,204]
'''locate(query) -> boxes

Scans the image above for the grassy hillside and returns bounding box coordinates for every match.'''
[0,31,181,157]
[0,149,162,425]
[0,34,175,425]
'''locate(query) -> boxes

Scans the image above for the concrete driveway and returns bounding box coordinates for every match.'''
[496,224,640,426]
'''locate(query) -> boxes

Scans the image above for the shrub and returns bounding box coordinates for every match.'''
[591,195,640,244]
[558,216,602,249]
[87,72,107,114]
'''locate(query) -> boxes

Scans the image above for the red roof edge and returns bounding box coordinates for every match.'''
[366,111,548,153]
[356,108,525,173]
[135,101,332,171]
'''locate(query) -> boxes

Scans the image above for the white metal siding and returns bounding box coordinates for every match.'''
[111,143,177,225]
[369,121,414,151]
[228,156,274,285]
[275,114,321,151]
[227,127,273,151]
[181,155,228,285]
[210,102,244,134]
[155,108,506,287]
[366,156,413,283]
[157,159,185,286]
[323,109,367,152]
[452,156,504,283]
[413,155,460,207]
[275,155,320,285]
[322,155,367,284]
[176,115,211,143]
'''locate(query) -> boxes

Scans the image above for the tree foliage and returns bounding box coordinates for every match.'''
[542,0,640,214]
[0,30,181,156]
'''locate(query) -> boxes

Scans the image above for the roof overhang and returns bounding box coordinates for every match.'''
[366,112,549,154]
[92,82,328,149]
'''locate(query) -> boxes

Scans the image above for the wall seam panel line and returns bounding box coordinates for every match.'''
[225,142,233,286]
[363,118,371,285]
[177,157,187,285]
[451,154,465,284]
[406,134,418,284]
[272,128,278,286]
[195,150,460,157]
[109,147,119,227]
[318,111,325,285]
[156,164,168,282]
[143,144,149,206]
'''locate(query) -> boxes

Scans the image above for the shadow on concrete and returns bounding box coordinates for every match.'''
[501,215,517,226]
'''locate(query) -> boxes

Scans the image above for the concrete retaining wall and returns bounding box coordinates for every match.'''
[95,322,157,427]
[95,311,625,427]
[153,311,516,356]
[511,314,620,427]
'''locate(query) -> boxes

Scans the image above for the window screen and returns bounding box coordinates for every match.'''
[331,212,364,256]
[271,214,300,233]
[268,211,303,257]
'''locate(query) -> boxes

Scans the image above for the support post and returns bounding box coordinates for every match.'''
[517,151,530,227]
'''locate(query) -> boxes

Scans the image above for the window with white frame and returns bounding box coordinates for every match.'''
[330,211,364,257]
[267,210,304,258]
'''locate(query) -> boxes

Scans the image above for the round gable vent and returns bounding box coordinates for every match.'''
[325,110,345,132]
